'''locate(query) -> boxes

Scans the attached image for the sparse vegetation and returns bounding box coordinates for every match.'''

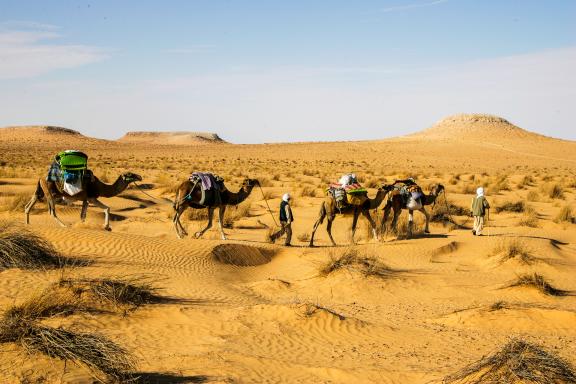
[541,183,564,199]
[444,339,576,384]
[0,221,65,270]
[319,248,396,278]
[554,205,574,224]
[492,238,534,264]
[506,273,570,296]
[57,276,162,311]
[517,207,539,227]
[526,190,540,202]
[495,200,525,213]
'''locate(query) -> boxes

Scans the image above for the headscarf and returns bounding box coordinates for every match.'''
[476,187,484,197]
[282,193,291,202]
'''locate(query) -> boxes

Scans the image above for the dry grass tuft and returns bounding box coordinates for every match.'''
[4,289,92,321]
[517,207,539,227]
[554,205,574,224]
[495,200,525,213]
[506,273,570,296]
[541,183,564,199]
[0,192,30,212]
[0,316,135,382]
[319,248,396,278]
[224,200,252,228]
[526,190,540,202]
[443,339,576,384]
[0,221,67,270]
[57,276,162,311]
[492,238,534,265]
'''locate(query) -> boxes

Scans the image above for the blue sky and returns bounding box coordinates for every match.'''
[1,0,575,142]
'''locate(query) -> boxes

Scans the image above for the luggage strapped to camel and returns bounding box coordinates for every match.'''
[327,181,368,211]
[48,150,89,196]
[186,172,225,206]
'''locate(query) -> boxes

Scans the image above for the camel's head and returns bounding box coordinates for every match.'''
[241,178,259,191]
[121,172,143,183]
[380,183,395,192]
[431,184,445,195]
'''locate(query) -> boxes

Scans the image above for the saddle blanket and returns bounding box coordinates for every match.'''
[329,183,366,194]
[190,172,221,191]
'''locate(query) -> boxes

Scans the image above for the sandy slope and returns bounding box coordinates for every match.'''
[0,116,575,383]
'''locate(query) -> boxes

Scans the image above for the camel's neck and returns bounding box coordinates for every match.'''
[225,186,254,205]
[424,191,440,206]
[368,189,389,210]
[97,176,130,198]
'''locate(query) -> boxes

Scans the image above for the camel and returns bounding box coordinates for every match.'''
[172,177,259,240]
[24,172,143,230]
[309,184,393,247]
[381,184,445,238]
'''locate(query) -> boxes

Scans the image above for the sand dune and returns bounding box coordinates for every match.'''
[1,116,575,383]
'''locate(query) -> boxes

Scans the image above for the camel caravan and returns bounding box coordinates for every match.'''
[24,151,447,246]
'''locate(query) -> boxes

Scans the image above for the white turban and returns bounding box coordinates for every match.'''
[476,187,484,197]
[282,193,291,202]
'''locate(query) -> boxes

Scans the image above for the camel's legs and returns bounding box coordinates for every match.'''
[326,215,337,246]
[89,198,111,231]
[390,207,401,234]
[309,204,327,247]
[381,201,392,235]
[350,208,360,245]
[217,205,227,240]
[173,205,189,238]
[80,200,89,222]
[195,207,215,238]
[407,209,414,238]
[47,196,66,227]
[362,209,379,241]
[420,207,430,234]
[24,194,38,225]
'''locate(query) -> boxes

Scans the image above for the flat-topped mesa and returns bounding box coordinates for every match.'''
[415,114,544,140]
[118,131,226,145]
[1,125,82,136]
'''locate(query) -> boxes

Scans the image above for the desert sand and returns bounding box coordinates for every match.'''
[0,115,575,383]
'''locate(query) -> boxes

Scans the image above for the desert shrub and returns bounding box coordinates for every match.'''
[444,339,576,384]
[4,289,88,321]
[526,190,540,202]
[319,248,396,278]
[0,192,30,212]
[495,200,525,213]
[0,317,134,381]
[541,183,564,199]
[506,273,570,296]
[0,222,65,270]
[57,276,162,311]
[517,207,539,227]
[554,205,574,224]
[224,200,252,228]
[186,207,209,221]
[459,184,477,194]
[492,238,534,264]
[299,186,317,198]
[297,232,310,242]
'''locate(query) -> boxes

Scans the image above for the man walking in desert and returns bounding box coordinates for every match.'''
[270,193,294,246]
[471,187,490,236]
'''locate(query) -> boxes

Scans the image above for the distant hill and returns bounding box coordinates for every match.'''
[117,131,226,145]
[0,125,103,145]
[412,114,551,141]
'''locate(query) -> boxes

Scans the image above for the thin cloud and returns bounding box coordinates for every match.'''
[0,25,108,80]
[380,0,449,13]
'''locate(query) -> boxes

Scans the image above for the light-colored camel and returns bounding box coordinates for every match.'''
[309,184,393,247]
[381,184,445,238]
[24,172,142,230]
[173,178,259,240]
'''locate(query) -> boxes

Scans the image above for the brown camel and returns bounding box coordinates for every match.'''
[24,172,142,230]
[309,184,393,247]
[381,184,445,238]
[172,178,259,240]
